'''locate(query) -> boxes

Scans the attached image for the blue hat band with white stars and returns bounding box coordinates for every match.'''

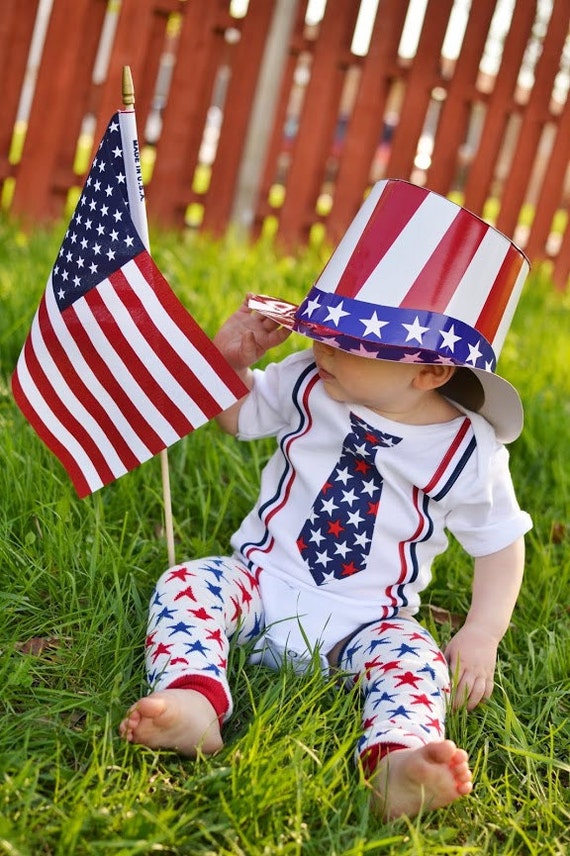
[294,287,497,372]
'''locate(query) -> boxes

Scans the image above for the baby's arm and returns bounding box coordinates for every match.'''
[213,295,291,435]
[444,536,525,710]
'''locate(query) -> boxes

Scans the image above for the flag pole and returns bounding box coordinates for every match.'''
[122,66,176,568]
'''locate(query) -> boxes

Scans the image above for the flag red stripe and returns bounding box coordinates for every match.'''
[63,300,167,456]
[11,364,92,498]
[400,208,488,311]
[19,325,115,489]
[475,244,524,343]
[134,254,247,398]
[84,283,195,440]
[38,297,141,473]
[112,269,224,421]
[336,182,429,299]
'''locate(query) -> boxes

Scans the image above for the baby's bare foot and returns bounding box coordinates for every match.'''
[119,689,223,757]
[369,740,472,820]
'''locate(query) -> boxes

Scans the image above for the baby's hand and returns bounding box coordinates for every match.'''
[213,296,291,371]
[444,624,499,711]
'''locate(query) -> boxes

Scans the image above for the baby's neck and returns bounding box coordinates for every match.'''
[371,391,461,426]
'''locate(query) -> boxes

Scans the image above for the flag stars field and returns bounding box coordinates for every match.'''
[53,128,145,311]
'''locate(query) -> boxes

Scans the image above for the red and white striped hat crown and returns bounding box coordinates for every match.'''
[249,179,530,442]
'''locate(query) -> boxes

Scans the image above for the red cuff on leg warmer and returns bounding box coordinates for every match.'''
[360,743,407,776]
[166,675,229,724]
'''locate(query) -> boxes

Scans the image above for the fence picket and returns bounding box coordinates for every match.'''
[1,0,568,287]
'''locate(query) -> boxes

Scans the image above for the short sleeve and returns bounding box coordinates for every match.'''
[236,351,313,441]
[446,442,532,557]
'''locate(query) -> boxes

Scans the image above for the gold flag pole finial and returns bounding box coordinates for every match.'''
[122,65,135,109]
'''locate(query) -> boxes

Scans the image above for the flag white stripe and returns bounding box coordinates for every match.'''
[101,279,211,426]
[126,260,244,409]
[28,304,128,478]
[358,194,458,304]
[444,228,510,327]
[119,110,150,248]
[73,289,181,447]
[44,282,152,461]
[15,338,105,492]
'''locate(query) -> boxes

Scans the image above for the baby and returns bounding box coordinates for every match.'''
[121,180,532,819]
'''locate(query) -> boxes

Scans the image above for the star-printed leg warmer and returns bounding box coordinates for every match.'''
[337,617,451,769]
[145,556,264,721]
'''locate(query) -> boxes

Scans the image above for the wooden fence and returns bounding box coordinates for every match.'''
[1,0,569,287]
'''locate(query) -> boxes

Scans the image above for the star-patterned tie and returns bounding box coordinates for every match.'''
[297,412,402,585]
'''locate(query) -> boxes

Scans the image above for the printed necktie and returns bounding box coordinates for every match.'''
[297,412,402,586]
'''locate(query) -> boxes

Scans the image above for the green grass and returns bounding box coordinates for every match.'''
[0,214,569,854]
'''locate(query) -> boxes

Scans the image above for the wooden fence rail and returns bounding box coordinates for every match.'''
[1,0,569,287]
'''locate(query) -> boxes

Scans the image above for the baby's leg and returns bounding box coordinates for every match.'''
[120,557,263,755]
[338,617,471,818]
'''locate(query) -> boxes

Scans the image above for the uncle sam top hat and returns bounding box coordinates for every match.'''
[249,178,530,443]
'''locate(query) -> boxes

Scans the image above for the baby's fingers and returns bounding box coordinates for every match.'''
[265,325,291,348]
[453,673,493,711]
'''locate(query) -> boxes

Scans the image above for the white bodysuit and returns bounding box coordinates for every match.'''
[231,350,531,660]
[145,350,531,759]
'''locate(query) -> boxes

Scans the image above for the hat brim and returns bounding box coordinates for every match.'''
[248,294,523,443]
[468,370,523,445]
[248,294,298,329]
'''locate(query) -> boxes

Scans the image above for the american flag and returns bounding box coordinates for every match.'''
[12,111,247,498]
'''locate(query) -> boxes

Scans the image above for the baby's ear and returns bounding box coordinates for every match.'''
[413,364,456,391]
